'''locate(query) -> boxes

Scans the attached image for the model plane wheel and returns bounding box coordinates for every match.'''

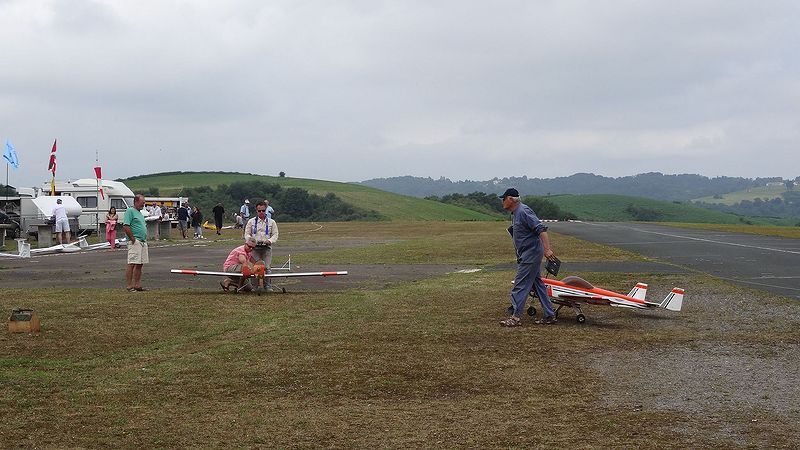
[576,314,586,324]
[526,306,536,317]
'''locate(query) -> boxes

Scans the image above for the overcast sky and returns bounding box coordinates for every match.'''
[1,0,798,189]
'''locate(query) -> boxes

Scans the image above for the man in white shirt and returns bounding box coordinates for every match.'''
[244,200,279,293]
[52,198,70,245]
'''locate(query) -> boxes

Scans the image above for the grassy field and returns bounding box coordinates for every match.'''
[545,193,794,226]
[657,222,800,239]
[2,222,797,448]
[122,172,497,222]
[693,184,787,205]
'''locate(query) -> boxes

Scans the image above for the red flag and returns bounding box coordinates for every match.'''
[94,166,105,199]
[48,139,57,175]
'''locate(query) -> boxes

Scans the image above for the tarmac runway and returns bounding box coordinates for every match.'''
[550,221,800,300]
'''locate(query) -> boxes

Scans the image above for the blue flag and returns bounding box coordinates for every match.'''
[3,140,19,169]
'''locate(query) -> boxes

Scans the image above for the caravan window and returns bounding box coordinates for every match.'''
[77,196,98,208]
[111,197,129,210]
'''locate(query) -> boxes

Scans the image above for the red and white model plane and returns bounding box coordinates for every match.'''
[520,260,685,323]
[171,256,347,294]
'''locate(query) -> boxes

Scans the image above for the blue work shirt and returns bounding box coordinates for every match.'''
[510,203,548,263]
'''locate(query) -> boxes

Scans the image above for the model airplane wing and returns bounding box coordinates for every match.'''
[171,269,348,278]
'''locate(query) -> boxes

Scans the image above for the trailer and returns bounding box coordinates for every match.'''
[0,179,136,235]
[43,179,135,232]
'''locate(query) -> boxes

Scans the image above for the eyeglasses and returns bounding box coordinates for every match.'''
[256,209,266,212]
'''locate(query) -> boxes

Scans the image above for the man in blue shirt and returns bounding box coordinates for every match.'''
[240,199,250,236]
[177,202,189,239]
[499,188,558,326]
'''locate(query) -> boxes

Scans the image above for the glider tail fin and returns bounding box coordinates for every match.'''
[627,282,648,300]
[659,288,685,312]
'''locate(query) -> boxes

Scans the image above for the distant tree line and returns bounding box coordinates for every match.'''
[425,191,577,221]
[361,173,791,202]
[170,180,383,222]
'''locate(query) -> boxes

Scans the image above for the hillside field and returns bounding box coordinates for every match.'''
[693,184,786,205]
[544,194,794,226]
[122,172,497,222]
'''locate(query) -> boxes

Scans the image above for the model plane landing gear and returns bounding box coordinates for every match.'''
[526,306,536,317]
[576,314,586,324]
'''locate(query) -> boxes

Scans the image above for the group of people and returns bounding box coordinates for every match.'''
[175,203,209,239]
[121,195,280,294]
[117,188,557,324]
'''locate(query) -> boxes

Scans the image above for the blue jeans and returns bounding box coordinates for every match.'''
[511,262,555,317]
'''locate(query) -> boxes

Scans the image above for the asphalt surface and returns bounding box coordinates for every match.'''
[550,221,800,300]
[0,239,462,292]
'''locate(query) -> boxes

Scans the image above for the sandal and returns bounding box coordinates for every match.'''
[220,280,230,291]
[126,287,137,292]
[534,316,557,325]
[499,317,522,327]
[133,287,148,292]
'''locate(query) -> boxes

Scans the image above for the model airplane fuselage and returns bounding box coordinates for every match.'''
[526,274,684,324]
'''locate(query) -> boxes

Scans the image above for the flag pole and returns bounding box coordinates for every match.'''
[96,150,100,236]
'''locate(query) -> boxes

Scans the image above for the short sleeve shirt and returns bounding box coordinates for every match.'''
[224,245,250,271]
[123,207,147,241]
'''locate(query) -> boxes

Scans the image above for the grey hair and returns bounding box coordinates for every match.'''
[510,196,521,203]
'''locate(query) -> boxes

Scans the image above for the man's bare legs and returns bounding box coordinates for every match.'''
[126,263,143,289]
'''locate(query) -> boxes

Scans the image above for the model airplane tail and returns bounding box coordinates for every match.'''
[626,283,648,300]
[658,288,684,311]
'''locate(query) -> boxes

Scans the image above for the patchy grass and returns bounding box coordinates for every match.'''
[279,221,644,266]
[1,223,797,448]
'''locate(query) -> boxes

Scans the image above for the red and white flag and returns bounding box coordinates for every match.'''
[48,139,57,175]
[94,166,105,199]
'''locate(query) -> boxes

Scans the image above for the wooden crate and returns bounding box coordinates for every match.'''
[8,309,40,333]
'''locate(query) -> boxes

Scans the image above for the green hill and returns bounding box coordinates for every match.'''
[544,194,791,225]
[121,172,497,221]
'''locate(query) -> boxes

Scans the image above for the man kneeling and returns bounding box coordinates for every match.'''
[221,238,259,292]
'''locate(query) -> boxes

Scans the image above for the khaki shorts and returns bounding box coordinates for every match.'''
[127,240,149,264]
[55,218,70,233]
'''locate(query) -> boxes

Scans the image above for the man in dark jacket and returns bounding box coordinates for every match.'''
[212,203,225,235]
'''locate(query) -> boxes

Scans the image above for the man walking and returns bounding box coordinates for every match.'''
[499,188,558,326]
[212,202,225,235]
[123,194,149,292]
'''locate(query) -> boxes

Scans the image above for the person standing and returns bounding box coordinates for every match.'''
[51,198,70,245]
[244,200,279,293]
[123,194,148,292]
[105,207,118,250]
[239,199,250,236]
[264,199,274,220]
[191,206,204,239]
[177,202,189,239]
[212,202,225,235]
[499,188,558,327]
